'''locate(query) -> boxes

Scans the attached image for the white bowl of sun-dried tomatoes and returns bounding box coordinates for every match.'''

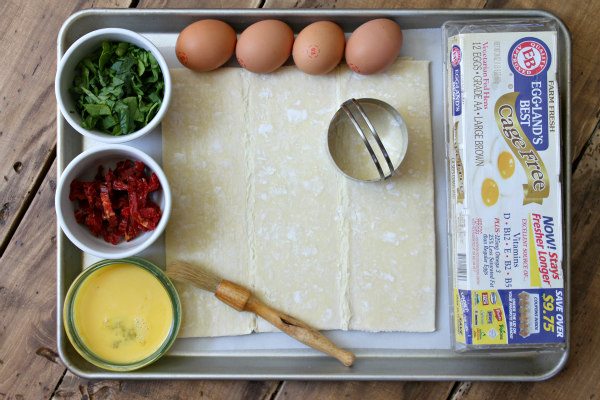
[56,144,171,259]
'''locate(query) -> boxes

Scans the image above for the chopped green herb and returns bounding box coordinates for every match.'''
[70,41,164,135]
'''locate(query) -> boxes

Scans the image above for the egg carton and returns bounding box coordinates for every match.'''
[444,19,567,351]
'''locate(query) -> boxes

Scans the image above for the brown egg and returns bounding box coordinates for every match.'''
[236,20,294,74]
[345,19,403,75]
[292,21,345,75]
[176,20,237,72]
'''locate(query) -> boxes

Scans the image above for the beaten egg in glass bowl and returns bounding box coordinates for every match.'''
[62,257,181,371]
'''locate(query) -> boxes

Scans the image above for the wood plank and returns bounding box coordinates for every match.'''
[138,0,262,7]
[0,160,67,399]
[264,0,485,8]
[0,2,133,398]
[0,0,132,252]
[275,381,454,400]
[0,135,279,400]
[52,372,279,399]
[452,127,600,399]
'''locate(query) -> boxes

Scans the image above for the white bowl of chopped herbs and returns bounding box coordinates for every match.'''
[56,28,171,143]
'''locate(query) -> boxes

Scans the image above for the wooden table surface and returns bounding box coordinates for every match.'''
[0,0,598,398]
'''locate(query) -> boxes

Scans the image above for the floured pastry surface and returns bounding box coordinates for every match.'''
[163,60,435,337]
[341,62,436,332]
[163,69,255,337]
[248,71,344,332]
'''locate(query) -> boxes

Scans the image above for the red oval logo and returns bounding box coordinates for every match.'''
[511,40,548,76]
[451,45,461,67]
[307,44,320,59]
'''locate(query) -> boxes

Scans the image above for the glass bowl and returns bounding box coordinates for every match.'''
[62,257,181,371]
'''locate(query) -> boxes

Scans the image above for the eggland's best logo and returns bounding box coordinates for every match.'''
[511,39,548,76]
[451,45,462,67]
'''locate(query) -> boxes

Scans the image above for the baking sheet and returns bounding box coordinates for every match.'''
[83,28,449,352]
[59,9,570,380]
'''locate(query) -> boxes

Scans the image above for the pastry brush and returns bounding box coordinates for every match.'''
[167,260,355,367]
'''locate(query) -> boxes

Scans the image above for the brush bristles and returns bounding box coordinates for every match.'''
[167,261,222,293]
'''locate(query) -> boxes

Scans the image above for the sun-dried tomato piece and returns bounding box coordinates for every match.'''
[117,216,128,235]
[83,182,96,206]
[112,180,128,191]
[120,205,130,219]
[138,207,161,230]
[69,180,86,201]
[115,159,138,181]
[69,159,162,245]
[114,194,128,211]
[74,207,87,224]
[84,210,103,236]
[99,184,117,229]
[125,214,141,242]
[134,161,145,175]
[148,173,161,192]
[94,165,104,182]
[104,168,114,197]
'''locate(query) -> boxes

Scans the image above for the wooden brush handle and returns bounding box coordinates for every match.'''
[214,280,252,311]
[245,297,356,367]
[215,280,355,367]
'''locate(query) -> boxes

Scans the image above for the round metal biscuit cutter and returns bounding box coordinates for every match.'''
[327,98,408,182]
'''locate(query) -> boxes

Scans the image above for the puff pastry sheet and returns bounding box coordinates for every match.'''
[163,60,436,337]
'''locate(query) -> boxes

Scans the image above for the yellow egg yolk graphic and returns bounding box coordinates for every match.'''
[481,178,499,206]
[497,151,515,179]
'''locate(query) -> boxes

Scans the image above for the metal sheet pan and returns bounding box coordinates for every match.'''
[56,8,570,380]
